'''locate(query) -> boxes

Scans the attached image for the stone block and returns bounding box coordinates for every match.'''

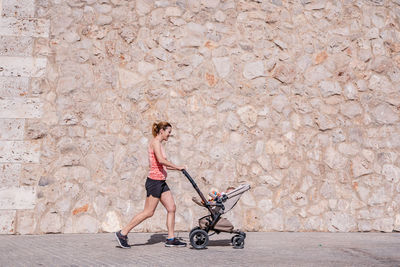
[237,105,258,128]
[118,68,144,89]
[74,215,99,233]
[40,211,62,233]
[273,64,296,84]
[101,211,121,232]
[381,164,400,183]
[357,220,372,232]
[0,57,47,77]
[16,210,36,234]
[212,57,231,78]
[0,163,20,187]
[340,102,362,118]
[0,98,42,118]
[1,0,35,18]
[395,214,400,231]
[0,186,36,209]
[262,210,284,231]
[0,210,16,234]
[0,76,29,97]
[243,61,265,80]
[0,17,49,37]
[304,216,323,231]
[271,94,289,113]
[372,103,399,125]
[325,212,356,232]
[0,36,33,56]
[372,218,394,232]
[265,139,287,154]
[0,119,24,140]
[338,143,360,156]
[304,65,332,85]
[0,140,41,163]
[351,157,373,178]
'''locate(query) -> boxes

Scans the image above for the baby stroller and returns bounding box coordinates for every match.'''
[181,170,251,249]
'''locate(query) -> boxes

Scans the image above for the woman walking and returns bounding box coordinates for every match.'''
[115,122,186,248]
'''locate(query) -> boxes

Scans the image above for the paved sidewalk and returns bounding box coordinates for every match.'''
[0,232,399,266]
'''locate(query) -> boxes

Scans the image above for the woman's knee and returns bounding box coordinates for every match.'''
[143,210,155,218]
[166,204,176,213]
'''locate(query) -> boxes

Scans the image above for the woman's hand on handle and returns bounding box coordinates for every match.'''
[166,165,185,171]
[177,166,185,171]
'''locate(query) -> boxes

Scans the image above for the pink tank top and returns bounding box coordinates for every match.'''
[148,144,167,180]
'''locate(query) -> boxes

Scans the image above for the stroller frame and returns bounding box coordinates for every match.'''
[182,169,247,249]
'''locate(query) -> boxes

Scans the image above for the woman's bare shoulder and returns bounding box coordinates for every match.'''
[149,138,160,149]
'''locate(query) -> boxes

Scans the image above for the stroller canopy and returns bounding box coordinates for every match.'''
[222,184,251,214]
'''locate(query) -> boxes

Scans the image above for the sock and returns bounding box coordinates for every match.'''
[167,237,174,241]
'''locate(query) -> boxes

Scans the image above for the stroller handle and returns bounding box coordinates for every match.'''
[181,169,198,190]
[181,169,212,213]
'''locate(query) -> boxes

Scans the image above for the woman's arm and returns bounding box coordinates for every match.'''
[152,141,184,170]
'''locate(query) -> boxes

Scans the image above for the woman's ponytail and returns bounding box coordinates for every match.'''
[152,122,171,137]
[152,123,159,137]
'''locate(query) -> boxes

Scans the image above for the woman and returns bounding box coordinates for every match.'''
[115,122,186,248]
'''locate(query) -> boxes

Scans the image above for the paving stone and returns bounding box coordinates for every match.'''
[0,233,400,266]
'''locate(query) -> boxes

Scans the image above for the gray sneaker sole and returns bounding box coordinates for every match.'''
[165,243,187,247]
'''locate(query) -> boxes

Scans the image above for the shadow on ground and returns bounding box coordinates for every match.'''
[130,233,168,246]
[208,239,232,247]
[126,233,232,248]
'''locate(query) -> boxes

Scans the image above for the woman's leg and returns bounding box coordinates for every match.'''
[121,195,159,236]
[160,190,176,239]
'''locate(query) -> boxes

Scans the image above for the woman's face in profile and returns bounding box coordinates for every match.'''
[160,127,172,141]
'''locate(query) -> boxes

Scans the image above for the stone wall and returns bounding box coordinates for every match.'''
[0,0,49,234]
[0,0,400,234]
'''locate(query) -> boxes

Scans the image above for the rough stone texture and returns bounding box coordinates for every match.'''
[0,76,29,97]
[0,210,16,234]
[1,0,35,18]
[0,0,400,235]
[0,36,33,56]
[0,57,47,77]
[0,17,49,37]
[0,163,20,187]
[0,119,24,139]
[0,141,41,163]
[0,98,42,118]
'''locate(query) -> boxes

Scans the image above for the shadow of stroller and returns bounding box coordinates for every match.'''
[207,239,231,247]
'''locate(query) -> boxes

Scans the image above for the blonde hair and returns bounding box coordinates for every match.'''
[152,122,172,137]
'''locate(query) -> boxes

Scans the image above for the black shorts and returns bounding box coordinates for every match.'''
[145,178,170,198]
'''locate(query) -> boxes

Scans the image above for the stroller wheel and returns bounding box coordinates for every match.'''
[189,226,201,237]
[189,229,209,249]
[232,235,245,249]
